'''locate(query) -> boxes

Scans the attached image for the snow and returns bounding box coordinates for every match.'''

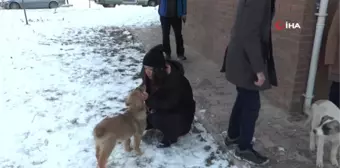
[0,3,237,168]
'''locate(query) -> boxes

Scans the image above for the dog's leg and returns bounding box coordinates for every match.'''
[330,141,340,166]
[124,138,132,152]
[310,131,316,151]
[98,139,116,168]
[96,145,100,163]
[133,134,143,155]
[316,136,325,168]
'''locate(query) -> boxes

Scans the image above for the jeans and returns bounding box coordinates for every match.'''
[160,16,185,56]
[228,87,261,150]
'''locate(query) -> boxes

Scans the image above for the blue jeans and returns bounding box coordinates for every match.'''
[228,87,260,150]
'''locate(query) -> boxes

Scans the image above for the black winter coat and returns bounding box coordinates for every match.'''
[141,60,195,117]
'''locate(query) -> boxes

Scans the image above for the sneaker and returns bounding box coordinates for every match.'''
[224,136,238,147]
[156,139,177,148]
[234,147,269,166]
[177,55,187,60]
[142,129,155,144]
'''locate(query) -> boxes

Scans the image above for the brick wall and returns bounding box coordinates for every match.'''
[183,0,337,112]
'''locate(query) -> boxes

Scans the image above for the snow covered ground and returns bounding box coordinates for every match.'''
[0,3,237,168]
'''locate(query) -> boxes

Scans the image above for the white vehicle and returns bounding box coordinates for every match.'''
[94,0,157,8]
[1,0,65,9]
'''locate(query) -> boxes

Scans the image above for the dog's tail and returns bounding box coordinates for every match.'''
[94,125,106,138]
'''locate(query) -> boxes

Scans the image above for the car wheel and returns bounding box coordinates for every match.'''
[148,0,156,6]
[9,2,20,9]
[102,4,115,7]
[49,1,58,8]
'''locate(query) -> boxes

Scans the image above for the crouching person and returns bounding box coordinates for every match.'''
[141,44,196,148]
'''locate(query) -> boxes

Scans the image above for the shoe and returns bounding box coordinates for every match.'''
[224,136,238,147]
[177,55,187,60]
[156,141,171,148]
[142,129,155,144]
[156,139,177,148]
[234,147,269,166]
[165,53,171,60]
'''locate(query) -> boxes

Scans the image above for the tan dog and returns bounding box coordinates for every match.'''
[93,85,147,168]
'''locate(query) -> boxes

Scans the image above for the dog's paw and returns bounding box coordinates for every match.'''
[135,150,143,156]
[125,145,132,152]
[316,160,324,168]
[125,147,132,152]
[331,162,339,167]
[331,158,338,166]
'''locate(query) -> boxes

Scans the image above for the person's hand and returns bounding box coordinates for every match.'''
[146,107,152,114]
[141,91,148,101]
[182,15,186,23]
[254,72,265,87]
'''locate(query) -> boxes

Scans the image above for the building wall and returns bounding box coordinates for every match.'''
[183,0,337,112]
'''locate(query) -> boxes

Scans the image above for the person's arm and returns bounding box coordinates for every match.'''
[241,0,268,74]
[182,0,187,15]
[145,87,181,110]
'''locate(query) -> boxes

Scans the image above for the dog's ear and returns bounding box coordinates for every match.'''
[323,120,340,135]
[136,84,146,92]
[125,91,135,106]
[334,120,340,133]
[126,88,144,109]
[319,115,334,126]
[125,97,130,106]
[329,120,340,132]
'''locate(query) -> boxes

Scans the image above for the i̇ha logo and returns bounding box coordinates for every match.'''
[274,20,301,31]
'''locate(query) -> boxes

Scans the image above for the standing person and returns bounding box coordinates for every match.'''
[220,0,277,165]
[325,4,339,108]
[158,0,187,60]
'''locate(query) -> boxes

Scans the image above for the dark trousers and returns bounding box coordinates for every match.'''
[228,87,260,150]
[160,16,184,56]
[146,112,193,141]
[329,81,340,108]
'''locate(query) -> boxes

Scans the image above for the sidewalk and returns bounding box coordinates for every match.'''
[130,26,332,168]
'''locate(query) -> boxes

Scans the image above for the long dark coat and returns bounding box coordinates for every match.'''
[221,0,277,91]
[325,6,339,82]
